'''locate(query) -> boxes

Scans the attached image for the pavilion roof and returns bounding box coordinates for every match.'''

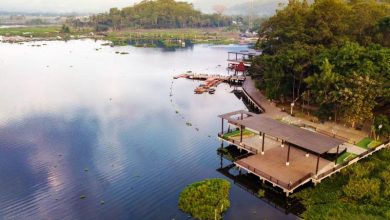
[219,110,344,154]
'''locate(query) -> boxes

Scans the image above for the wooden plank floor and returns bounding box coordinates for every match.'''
[237,145,332,184]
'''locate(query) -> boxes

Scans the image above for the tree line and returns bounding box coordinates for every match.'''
[90,0,232,31]
[251,0,389,131]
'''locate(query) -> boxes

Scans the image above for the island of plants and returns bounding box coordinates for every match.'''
[178,178,231,220]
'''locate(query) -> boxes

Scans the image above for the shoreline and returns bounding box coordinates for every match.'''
[0,26,257,46]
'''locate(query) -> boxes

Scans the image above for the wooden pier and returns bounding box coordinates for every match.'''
[174,73,245,83]
[227,50,261,68]
[174,73,246,94]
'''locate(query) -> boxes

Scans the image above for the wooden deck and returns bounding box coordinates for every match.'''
[227,59,251,67]
[174,73,245,83]
[236,146,332,190]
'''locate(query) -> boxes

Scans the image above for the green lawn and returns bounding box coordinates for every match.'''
[368,140,382,148]
[223,129,255,139]
[356,137,382,150]
[356,137,373,149]
[336,152,357,164]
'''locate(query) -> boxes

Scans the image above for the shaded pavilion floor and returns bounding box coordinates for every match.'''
[236,145,332,185]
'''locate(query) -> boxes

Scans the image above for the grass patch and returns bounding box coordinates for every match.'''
[356,137,373,149]
[293,148,390,220]
[223,129,255,139]
[336,152,357,164]
[0,26,93,39]
[368,140,382,148]
[178,178,231,220]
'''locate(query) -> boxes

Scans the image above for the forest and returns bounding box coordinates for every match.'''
[251,0,389,131]
[89,0,232,31]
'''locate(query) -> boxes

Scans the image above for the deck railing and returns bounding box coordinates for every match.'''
[218,133,259,154]
[316,141,389,180]
[235,160,312,190]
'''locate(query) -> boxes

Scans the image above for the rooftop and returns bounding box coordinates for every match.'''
[219,110,344,154]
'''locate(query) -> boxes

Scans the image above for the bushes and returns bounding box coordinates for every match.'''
[178,179,231,220]
[343,178,381,202]
[294,148,390,219]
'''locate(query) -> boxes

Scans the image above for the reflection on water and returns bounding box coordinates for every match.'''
[0,40,297,219]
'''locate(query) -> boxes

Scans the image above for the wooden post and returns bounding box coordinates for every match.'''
[286,144,291,166]
[240,125,243,143]
[316,154,320,174]
[221,118,224,134]
[261,132,265,154]
[335,145,340,165]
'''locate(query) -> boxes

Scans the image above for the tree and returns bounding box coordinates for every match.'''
[374,115,390,139]
[305,58,342,120]
[60,24,70,33]
[89,0,231,30]
[213,4,227,15]
[337,73,380,127]
[251,0,389,124]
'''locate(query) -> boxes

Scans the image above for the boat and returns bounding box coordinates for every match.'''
[194,87,207,94]
[208,88,216,94]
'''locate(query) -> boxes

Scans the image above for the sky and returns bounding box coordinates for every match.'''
[0,0,273,14]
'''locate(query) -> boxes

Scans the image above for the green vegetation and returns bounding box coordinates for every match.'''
[217,147,234,161]
[257,188,265,198]
[374,115,390,140]
[251,0,390,128]
[60,24,70,33]
[355,137,382,149]
[178,179,231,220]
[294,148,390,219]
[0,25,91,39]
[368,140,382,148]
[223,129,255,139]
[356,137,373,149]
[0,26,60,37]
[336,152,357,164]
[103,28,239,46]
[90,0,232,30]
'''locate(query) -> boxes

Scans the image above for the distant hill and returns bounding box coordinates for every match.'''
[227,0,288,16]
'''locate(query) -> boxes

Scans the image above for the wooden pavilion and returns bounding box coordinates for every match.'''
[218,110,344,195]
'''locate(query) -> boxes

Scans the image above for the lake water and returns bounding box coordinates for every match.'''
[0,40,297,220]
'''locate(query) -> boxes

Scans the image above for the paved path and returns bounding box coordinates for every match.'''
[242,77,288,118]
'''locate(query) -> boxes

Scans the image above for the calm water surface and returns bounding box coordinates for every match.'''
[0,40,297,220]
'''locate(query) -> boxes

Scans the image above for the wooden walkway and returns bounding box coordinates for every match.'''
[242,77,288,118]
[174,73,245,83]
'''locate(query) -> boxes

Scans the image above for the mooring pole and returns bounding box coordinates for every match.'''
[335,145,340,165]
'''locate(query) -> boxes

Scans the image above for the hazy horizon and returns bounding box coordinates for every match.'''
[0,0,278,14]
